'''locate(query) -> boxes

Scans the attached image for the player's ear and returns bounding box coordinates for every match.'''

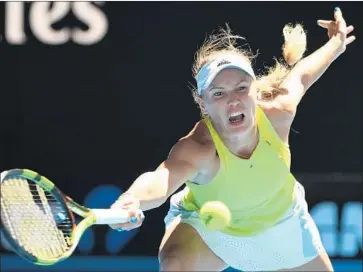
[194,95,207,116]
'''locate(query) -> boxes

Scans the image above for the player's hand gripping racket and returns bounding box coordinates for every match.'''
[0,169,144,266]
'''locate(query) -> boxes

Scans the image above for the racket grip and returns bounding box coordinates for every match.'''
[92,209,143,225]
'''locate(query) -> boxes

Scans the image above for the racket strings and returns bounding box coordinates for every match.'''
[1,178,73,260]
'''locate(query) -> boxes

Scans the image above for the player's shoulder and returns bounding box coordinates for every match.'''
[257,96,295,123]
[183,119,214,149]
[169,120,215,161]
[257,100,294,143]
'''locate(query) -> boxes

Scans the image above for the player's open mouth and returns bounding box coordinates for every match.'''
[228,112,245,124]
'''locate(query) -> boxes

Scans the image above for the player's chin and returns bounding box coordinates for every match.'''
[227,121,253,137]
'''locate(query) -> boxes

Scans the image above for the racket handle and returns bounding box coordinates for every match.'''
[91,209,142,225]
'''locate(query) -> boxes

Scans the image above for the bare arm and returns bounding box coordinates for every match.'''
[279,8,355,110]
[122,138,209,211]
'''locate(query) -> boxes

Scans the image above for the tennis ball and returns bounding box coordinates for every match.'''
[200,201,231,231]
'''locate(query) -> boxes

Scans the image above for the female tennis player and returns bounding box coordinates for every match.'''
[110,7,355,271]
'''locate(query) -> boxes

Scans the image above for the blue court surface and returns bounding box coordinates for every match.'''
[1,254,362,271]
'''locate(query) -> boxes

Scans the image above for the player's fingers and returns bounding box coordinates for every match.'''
[110,222,136,231]
[117,203,140,213]
[110,222,132,231]
[334,7,343,22]
[127,209,144,224]
[317,20,331,29]
[120,212,144,230]
[334,7,347,31]
[346,25,354,35]
[113,198,133,208]
[110,209,144,231]
[345,35,356,45]
[113,195,140,209]
[111,220,142,232]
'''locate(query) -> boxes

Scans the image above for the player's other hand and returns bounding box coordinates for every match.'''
[317,7,355,54]
[109,192,144,231]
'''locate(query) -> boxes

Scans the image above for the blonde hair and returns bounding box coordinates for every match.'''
[191,23,307,113]
[257,24,307,100]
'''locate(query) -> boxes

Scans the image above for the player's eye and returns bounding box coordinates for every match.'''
[213,92,223,97]
[236,86,247,92]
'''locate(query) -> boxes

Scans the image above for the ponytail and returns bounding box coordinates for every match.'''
[257,24,307,101]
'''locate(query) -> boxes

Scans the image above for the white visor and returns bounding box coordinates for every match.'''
[196,55,256,96]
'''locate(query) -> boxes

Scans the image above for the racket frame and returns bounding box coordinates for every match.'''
[0,169,98,265]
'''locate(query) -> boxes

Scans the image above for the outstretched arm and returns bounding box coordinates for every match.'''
[107,136,211,231]
[125,142,201,211]
[124,138,207,211]
[280,7,356,109]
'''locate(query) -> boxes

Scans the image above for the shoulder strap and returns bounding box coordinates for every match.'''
[256,106,291,167]
[256,106,286,147]
[203,118,229,162]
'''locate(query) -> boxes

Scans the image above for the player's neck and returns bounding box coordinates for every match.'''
[222,125,259,159]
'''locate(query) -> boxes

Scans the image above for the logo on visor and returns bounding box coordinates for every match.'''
[217,60,231,67]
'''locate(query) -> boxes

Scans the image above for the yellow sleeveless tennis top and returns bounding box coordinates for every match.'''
[182,106,296,236]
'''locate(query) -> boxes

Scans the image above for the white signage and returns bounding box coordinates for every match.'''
[4,2,108,45]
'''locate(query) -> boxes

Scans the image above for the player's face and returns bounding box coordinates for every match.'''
[201,69,257,136]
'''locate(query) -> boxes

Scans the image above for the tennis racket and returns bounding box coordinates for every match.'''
[0,168,144,266]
